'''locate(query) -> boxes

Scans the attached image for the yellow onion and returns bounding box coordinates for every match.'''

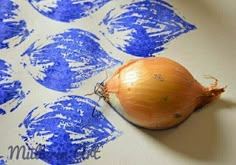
[99,57,225,130]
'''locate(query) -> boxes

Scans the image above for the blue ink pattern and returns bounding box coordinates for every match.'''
[19,95,120,164]
[28,0,110,22]
[21,28,121,92]
[0,59,26,115]
[100,0,196,57]
[0,0,31,49]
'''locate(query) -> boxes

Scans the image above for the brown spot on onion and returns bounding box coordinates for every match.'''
[160,96,169,102]
[174,113,182,119]
[153,73,165,81]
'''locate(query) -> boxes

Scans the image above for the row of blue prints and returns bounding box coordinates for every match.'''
[1,0,195,56]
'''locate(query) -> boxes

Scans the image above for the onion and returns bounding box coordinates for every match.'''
[98,57,225,130]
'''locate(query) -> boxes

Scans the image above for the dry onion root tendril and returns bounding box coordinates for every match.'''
[94,57,225,130]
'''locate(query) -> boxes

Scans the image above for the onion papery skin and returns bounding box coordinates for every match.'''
[104,57,224,129]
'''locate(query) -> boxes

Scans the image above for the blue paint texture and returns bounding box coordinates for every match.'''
[0,0,31,49]
[28,0,110,22]
[0,155,6,165]
[0,59,26,115]
[100,0,196,57]
[21,28,121,92]
[19,95,120,164]
[0,108,6,115]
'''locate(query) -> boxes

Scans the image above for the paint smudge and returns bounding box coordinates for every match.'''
[100,0,196,57]
[19,95,120,164]
[0,59,27,115]
[21,28,121,92]
[0,155,6,165]
[28,0,110,22]
[0,108,5,115]
[0,0,31,49]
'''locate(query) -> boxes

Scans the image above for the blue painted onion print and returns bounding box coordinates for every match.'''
[21,28,121,92]
[100,0,196,57]
[0,59,27,115]
[19,95,120,164]
[28,0,110,22]
[0,0,31,49]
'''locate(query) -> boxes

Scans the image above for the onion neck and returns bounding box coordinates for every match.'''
[195,86,225,110]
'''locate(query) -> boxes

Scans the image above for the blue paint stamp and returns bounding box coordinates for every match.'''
[28,0,110,22]
[100,0,196,57]
[0,0,31,49]
[21,28,121,92]
[0,59,27,115]
[19,95,121,164]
